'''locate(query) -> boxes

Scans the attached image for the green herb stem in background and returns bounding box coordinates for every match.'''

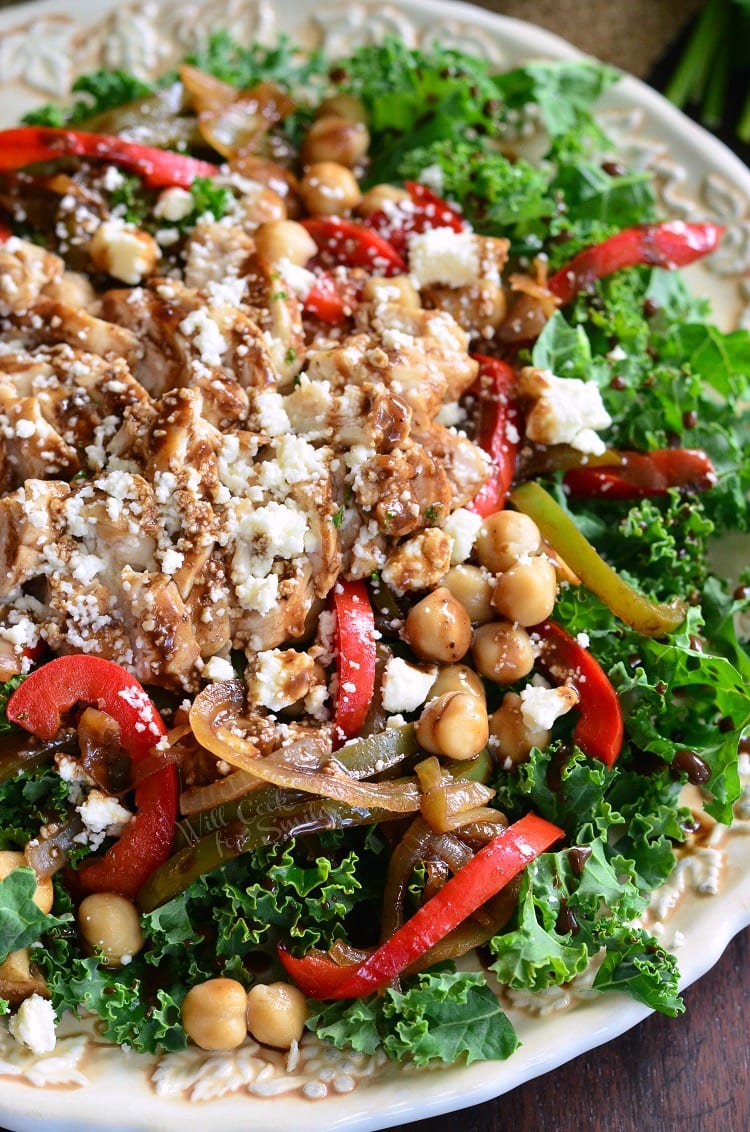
[665,0,750,142]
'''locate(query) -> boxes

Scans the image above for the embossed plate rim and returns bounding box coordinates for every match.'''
[0,0,749,1128]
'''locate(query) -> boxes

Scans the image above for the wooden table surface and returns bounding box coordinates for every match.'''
[0,2,748,1131]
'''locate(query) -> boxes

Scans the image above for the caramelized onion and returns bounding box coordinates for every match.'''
[196,81,295,159]
[180,769,260,815]
[189,681,421,813]
[179,64,238,114]
[25,814,84,879]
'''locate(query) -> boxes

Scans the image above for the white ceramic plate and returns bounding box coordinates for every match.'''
[0,1,749,1129]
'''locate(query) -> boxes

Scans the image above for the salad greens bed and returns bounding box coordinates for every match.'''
[1,35,749,1068]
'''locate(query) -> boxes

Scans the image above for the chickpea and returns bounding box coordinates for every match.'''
[490,692,549,765]
[0,851,53,914]
[475,511,542,574]
[77,893,144,968]
[246,981,307,1049]
[356,183,410,219]
[472,621,534,685]
[491,556,558,627]
[441,565,494,625]
[234,186,288,230]
[404,586,472,664]
[316,93,368,124]
[424,280,507,332]
[416,691,489,761]
[427,663,486,704]
[301,116,370,168]
[253,219,317,267]
[361,274,421,309]
[182,978,248,1051]
[299,162,362,215]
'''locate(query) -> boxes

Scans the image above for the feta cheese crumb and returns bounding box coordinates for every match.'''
[519,684,579,732]
[409,228,479,288]
[442,507,483,564]
[203,655,236,682]
[520,367,612,456]
[381,657,437,714]
[9,994,57,1055]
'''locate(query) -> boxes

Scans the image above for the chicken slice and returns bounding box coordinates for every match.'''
[0,238,63,317]
[0,479,69,598]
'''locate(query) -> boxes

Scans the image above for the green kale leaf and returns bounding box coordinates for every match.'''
[309,969,518,1067]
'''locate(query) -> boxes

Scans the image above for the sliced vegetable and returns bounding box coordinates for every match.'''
[563,448,717,500]
[0,127,218,189]
[301,216,406,275]
[138,795,400,913]
[467,354,521,518]
[189,681,419,811]
[510,481,687,637]
[365,180,466,255]
[278,811,563,999]
[6,656,177,898]
[302,270,360,324]
[331,579,377,743]
[532,619,623,766]
[547,221,725,304]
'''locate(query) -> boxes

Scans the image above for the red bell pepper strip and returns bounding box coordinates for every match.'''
[278,811,562,998]
[564,448,717,500]
[302,270,361,325]
[331,580,376,746]
[7,656,178,898]
[365,180,466,255]
[301,216,406,276]
[0,220,11,243]
[467,354,521,518]
[0,127,219,189]
[547,222,725,305]
[531,619,623,767]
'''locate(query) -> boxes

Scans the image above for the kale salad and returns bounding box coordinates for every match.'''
[0,32,747,1075]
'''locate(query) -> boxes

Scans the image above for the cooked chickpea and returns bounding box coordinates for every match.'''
[253,219,317,267]
[404,586,472,664]
[475,511,542,574]
[181,978,248,1051]
[361,274,421,308]
[234,187,288,230]
[316,93,368,124]
[299,162,362,215]
[425,280,507,332]
[489,692,549,765]
[246,981,307,1049]
[472,621,534,685]
[302,115,370,168]
[77,893,144,968]
[0,851,53,914]
[427,663,486,704]
[441,565,494,624]
[416,691,489,761]
[355,183,410,218]
[491,556,558,627]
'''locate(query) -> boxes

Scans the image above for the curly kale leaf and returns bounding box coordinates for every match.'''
[309,968,518,1067]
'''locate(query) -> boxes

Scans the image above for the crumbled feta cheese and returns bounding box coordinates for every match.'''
[90,219,156,285]
[520,367,612,455]
[254,391,291,438]
[154,187,194,222]
[409,228,480,288]
[381,657,437,714]
[14,418,36,439]
[249,649,315,712]
[76,790,133,851]
[179,309,227,367]
[9,995,57,1055]
[442,507,483,564]
[519,685,578,733]
[202,655,236,682]
[234,572,279,615]
[160,548,184,576]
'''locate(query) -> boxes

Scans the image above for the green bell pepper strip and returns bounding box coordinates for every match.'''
[509,482,687,637]
[138,796,401,913]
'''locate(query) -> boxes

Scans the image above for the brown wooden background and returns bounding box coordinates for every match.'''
[0,1,748,1129]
